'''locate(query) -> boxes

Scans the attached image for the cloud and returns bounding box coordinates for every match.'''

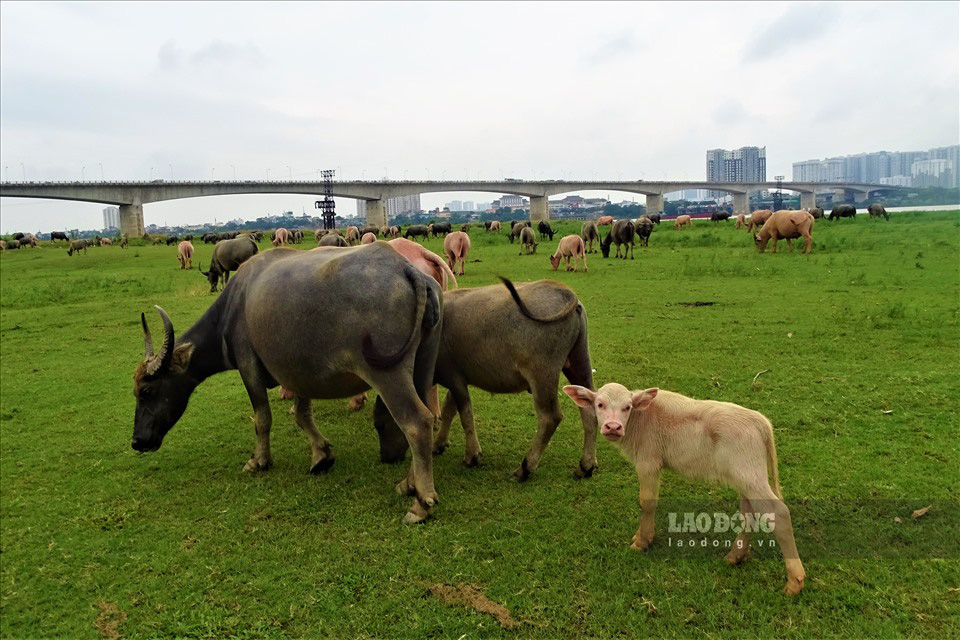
[712,100,749,127]
[582,31,641,66]
[158,39,265,71]
[742,2,840,62]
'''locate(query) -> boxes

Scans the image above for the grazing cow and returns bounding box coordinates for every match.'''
[19,234,38,248]
[360,232,377,245]
[519,226,538,255]
[868,203,889,220]
[550,235,588,272]
[460,223,471,233]
[537,220,557,241]
[562,382,805,595]
[51,231,70,243]
[646,213,661,225]
[152,237,164,245]
[829,204,856,220]
[202,233,218,244]
[0,240,6,251]
[12,233,24,241]
[509,222,529,244]
[488,221,501,233]
[735,213,747,229]
[166,235,180,246]
[200,236,259,292]
[581,220,600,254]
[635,216,654,247]
[376,278,597,481]
[711,211,732,222]
[272,228,291,247]
[808,207,824,219]
[601,219,636,259]
[361,226,380,239]
[100,237,113,246]
[314,228,328,243]
[674,215,692,230]
[755,210,815,254]
[177,241,194,270]
[404,225,429,241]
[596,215,614,226]
[431,222,452,237]
[132,243,444,524]
[120,235,129,249]
[443,231,471,276]
[388,226,401,238]
[318,233,348,247]
[67,239,89,255]
[747,209,773,232]
[6,240,21,250]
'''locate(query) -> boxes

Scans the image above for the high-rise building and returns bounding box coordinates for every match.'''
[706,146,766,198]
[792,144,958,188]
[103,206,119,231]
[356,193,422,219]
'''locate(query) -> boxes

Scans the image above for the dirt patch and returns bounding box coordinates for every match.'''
[428,583,519,629]
[94,600,127,640]
[678,301,717,307]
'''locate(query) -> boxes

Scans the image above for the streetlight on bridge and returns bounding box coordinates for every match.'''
[231,165,236,180]
[4,166,8,182]
[150,167,154,180]
[20,163,25,182]
[81,166,85,181]
[425,168,430,180]
[169,164,173,180]
[99,163,104,181]
[287,166,292,180]
[211,168,216,181]
[266,168,271,181]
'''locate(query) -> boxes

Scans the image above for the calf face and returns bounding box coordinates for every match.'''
[563,384,657,441]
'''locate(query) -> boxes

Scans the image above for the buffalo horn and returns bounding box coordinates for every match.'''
[145,306,175,376]
[141,312,154,359]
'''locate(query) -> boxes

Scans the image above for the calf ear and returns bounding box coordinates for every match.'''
[631,388,658,410]
[562,385,595,408]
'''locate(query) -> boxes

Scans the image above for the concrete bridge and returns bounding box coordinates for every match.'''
[0,179,901,236]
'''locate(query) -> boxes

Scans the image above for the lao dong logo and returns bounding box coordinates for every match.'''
[668,511,776,534]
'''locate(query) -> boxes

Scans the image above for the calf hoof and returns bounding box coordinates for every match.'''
[630,537,653,551]
[784,575,804,596]
[572,461,596,479]
[243,457,272,473]
[513,459,532,482]
[309,455,335,475]
[725,547,751,565]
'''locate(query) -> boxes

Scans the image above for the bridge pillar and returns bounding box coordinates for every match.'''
[733,193,750,215]
[645,194,663,215]
[800,192,817,211]
[119,201,144,237]
[529,196,549,222]
[365,199,387,228]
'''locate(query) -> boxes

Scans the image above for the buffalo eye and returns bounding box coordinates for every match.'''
[140,387,153,400]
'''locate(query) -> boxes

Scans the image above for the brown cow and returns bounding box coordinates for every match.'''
[634,216,654,248]
[489,221,501,233]
[747,209,773,232]
[735,213,747,229]
[272,228,290,247]
[755,210,814,254]
[550,235,588,272]
[519,226,537,255]
[388,238,457,291]
[563,382,805,595]
[596,215,614,226]
[674,215,692,230]
[360,232,377,245]
[345,226,360,246]
[581,221,599,254]
[443,231,471,276]
[100,237,113,246]
[177,241,194,270]
[388,226,401,238]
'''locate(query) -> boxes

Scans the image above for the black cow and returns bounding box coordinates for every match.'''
[431,222,452,237]
[166,235,180,246]
[51,231,70,243]
[199,237,259,293]
[711,211,731,222]
[600,220,636,259]
[829,204,857,220]
[868,203,889,220]
[646,213,661,225]
[537,220,556,241]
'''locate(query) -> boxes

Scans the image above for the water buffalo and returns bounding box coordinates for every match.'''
[537,220,557,241]
[272,228,291,247]
[12,233,24,241]
[361,226,380,239]
[404,225,429,241]
[178,241,194,269]
[488,221,501,233]
[202,233,218,244]
[0,240,6,251]
[132,243,444,523]
[634,216,654,247]
[868,203,889,220]
[550,235,588,272]
[166,235,180,246]
[67,239,89,255]
[200,236,259,293]
[51,231,70,243]
[100,237,113,247]
[431,222,452,237]
[755,210,814,254]
[808,207,824,219]
[600,220,636,259]
[711,211,732,222]
[443,231,471,276]
[596,215,614,226]
[374,277,597,481]
[519,226,538,255]
[747,210,773,232]
[319,233,348,247]
[735,213,747,229]
[645,213,661,225]
[581,220,599,253]
[829,204,856,220]
[19,234,38,248]
[509,222,530,244]
[360,232,377,245]
[674,215,692,230]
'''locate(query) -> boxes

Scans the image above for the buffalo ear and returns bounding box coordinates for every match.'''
[563,385,595,408]
[171,342,195,372]
[631,388,658,411]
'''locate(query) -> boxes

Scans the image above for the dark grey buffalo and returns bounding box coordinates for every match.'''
[166,235,179,246]
[711,211,732,222]
[66,239,89,255]
[868,203,889,220]
[509,221,530,244]
[537,220,557,241]
[404,225,429,241]
[635,216,654,247]
[51,231,70,243]
[646,213,661,225]
[600,219,636,259]
[360,226,380,238]
[829,204,857,220]
[6,239,21,250]
[581,220,599,253]
[199,236,259,293]
[809,207,824,219]
[318,233,348,247]
[12,233,24,241]
[374,277,597,480]
[430,222,452,237]
[132,244,443,523]
[519,226,537,255]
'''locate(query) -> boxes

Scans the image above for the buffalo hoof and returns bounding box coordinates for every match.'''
[784,576,805,596]
[512,458,532,482]
[572,461,596,479]
[462,453,480,468]
[725,546,751,565]
[395,477,416,496]
[630,536,653,551]
[243,457,272,473]
[309,455,335,475]
[432,441,449,456]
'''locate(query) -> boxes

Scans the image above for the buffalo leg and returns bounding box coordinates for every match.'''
[293,396,335,474]
[450,384,481,466]
[433,392,457,455]
[563,322,597,478]
[514,376,563,481]
[238,369,273,472]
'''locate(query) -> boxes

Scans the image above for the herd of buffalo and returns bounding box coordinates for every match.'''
[3,201,893,594]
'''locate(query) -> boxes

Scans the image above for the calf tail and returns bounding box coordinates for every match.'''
[763,419,783,499]
[498,277,578,323]
[362,265,432,368]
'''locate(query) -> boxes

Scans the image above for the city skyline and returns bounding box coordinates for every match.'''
[1,2,957,232]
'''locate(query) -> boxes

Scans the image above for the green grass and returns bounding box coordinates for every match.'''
[2,213,959,639]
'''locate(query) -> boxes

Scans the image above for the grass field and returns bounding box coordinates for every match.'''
[1,212,958,639]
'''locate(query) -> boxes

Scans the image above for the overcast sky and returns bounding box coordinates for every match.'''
[1,1,957,233]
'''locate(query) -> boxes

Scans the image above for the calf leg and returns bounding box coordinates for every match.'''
[292,396,335,474]
[433,391,457,455]
[747,484,805,595]
[562,335,597,478]
[514,379,563,481]
[631,469,660,550]
[725,495,753,565]
[786,238,794,252]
